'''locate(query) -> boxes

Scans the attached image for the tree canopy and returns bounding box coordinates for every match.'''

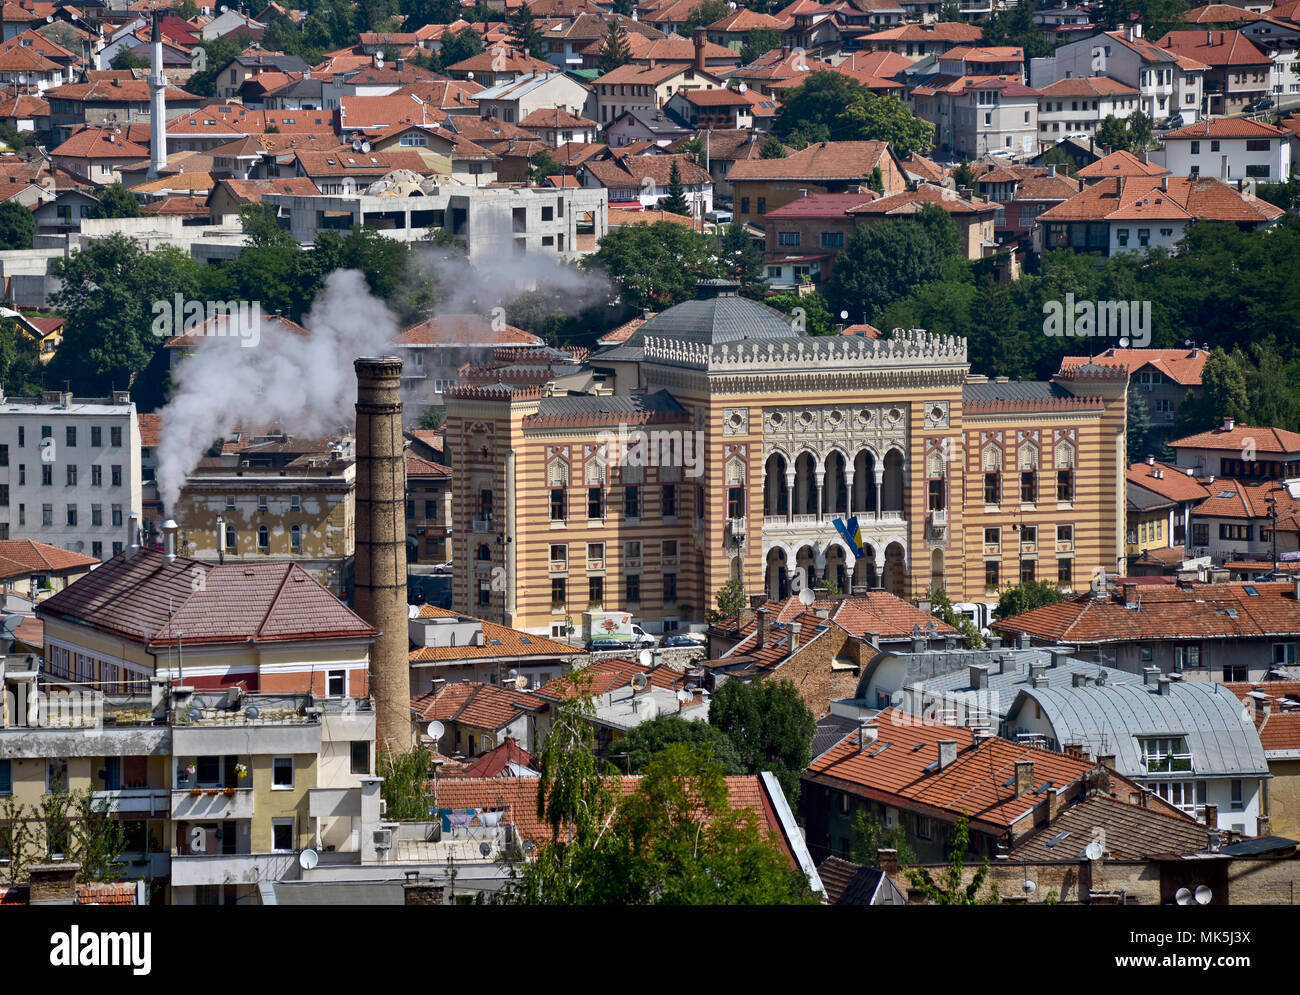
[993,579,1067,621]
[773,71,934,155]
[740,27,781,65]
[0,200,36,250]
[586,221,718,310]
[708,678,815,801]
[609,714,746,775]
[88,183,141,219]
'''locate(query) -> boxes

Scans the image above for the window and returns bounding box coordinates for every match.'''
[47,759,69,793]
[66,505,77,526]
[588,487,603,520]
[91,504,102,526]
[91,465,101,487]
[1274,643,1297,665]
[257,525,269,551]
[624,485,639,519]
[111,465,121,487]
[777,231,800,247]
[65,426,75,448]
[550,543,567,567]
[916,815,932,840]
[110,426,121,447]
[1223,662,1247,682]
[821,231,844,249]
[225,525,237,551]
[550,487,566,521]
[92,542,102,559]
[111,504,122,527]
[1190,141,1200,154]
[1057,469,1073,502]
[983,472,1000,505]
[587,542,604,563]
[551,577,566,608]
[91,426,101,447]
[41,465,51,486]
[1246,163,1270,178]
[271,819,295,853]
[1021,525,1037,545]
[626,575,641,602]
[662,484,677,517]
[16,465,22,486]
[757,197,766,214]
[1058,559,1072,584]
[1245,139,1271,152]
[478,578,491,606]
[272,757,294,789]
[984,527,1000,547]
[0,758,10,794]
[1117,228,1130,247]
[16,426,21,448]
[664,573,677,601]
[257,494,268,511]
[1057,524,1073,544]
[985,561,999,590]
[1174,644,1201,670]
[350,741,370,775]
[41,504,52,527]
[589,576,603,604]
[326,670,346,697]
[1020,471,1036,503]
[1230,779,1244,811]
[740,197,749,214]
[290,525,301,552]
[66,464,76,486]
[928,479,944,512]
[1020,559,1035,583]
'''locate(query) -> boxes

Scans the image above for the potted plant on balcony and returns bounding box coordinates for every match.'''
[188,787,202,797]
[222,787,237,797]
[234,763,248,781]
[183,762,196,779]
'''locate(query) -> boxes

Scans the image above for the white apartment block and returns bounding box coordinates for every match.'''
[1156,119,1292,182]
[1036,76,1140,144]
[915,78,1041,159]
[1032,28,1203,125]
[0,390,143,560]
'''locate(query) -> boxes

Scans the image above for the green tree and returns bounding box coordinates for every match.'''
[740,27,781,65]
[826,205,964,322]
[438,25,484,67]
[1127,390,1154,462]
[507,1,545,57]
[718,220,764,288]
[952,160,976,188]
[380,746,435,819]
[905,814,1000,905]
[1126,110,1154,150]
[529,148,563,185]
[851,810,916,867]
[868,165,884,193]
[980,1,1055,59]
[111,48,148,71]
[88,183,141,219]
[609,714,745,774]
[760,135,788,159]
[177,0,199,17]
[48,234,201,403]
[0,200,36,249]
[706,576,748,625]
[837,91,935,157]
[926,583,984,648]
[774,71,933,155]
[587,221,718,310]
[708,678,815,802]
[184,35,247,98]
[1096,112,1153,153]
[994,578,1067,621]
[598,19,632,72]
[767,289,834,335]
[661,159,690,215]
[683,0,729,31]
[417,406,446,430]
[0,319,45,395]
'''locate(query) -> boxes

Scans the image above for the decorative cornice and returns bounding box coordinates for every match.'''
[642,326,968,371]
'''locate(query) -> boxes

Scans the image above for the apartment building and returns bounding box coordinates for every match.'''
[911,75,1041,159]
[1058,347,1207,442]
[1036,76,1140,143]
[1155,30,1271,116]
[1156,117,1292,182]
[0,390,142,561]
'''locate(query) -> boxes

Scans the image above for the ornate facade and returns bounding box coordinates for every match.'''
[445,284,1128,636]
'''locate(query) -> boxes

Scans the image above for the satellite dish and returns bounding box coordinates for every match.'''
[244,706,260,720]
[352,138,362,151]
[479,842,491,857]
[1084,840,1103,861]
[1194,885,1212,905]
[45,14,52,21]
[737,82,747,93]
[408,604,419,619]
[361,141,371,153]
[632,673,648,691]
[507,669,518,680]
[375,52,385,67]
[1,614,23,633]
[428,720,445,739]
[298,848,319,870]
[798,587,816,607]
[1022,879,1036,894]
[1175,887,1193,905]
[514,676,529,689]
[677,689,689,702]
[840,310,849,320]
[638,649,652,667]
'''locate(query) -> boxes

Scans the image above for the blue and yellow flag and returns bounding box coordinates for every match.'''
[833,516,866,559]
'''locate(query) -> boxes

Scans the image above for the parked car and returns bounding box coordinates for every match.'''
[705,210,733,225]
[661,634,702,648]
[585,638,628,652]
[1250,97,1274,112]
[1159,114,1184,131]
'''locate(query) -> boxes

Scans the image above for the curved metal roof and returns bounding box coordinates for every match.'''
[1010,681,1267,779]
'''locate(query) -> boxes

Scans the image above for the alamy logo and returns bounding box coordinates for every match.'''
[151,295,262,348]
[1042,294,1151,348]
[592,423,705,478]
[50,928,151,976]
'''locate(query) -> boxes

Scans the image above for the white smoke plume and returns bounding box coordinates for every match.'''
[417,245,610,317]
[156,269,397,513]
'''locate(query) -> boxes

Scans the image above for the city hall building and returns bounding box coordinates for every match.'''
[445,282,1127,636]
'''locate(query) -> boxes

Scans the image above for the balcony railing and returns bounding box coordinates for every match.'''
[170,787,255,821]
[548,559,567,572]
[93,788,170,816]
[169,852,300,888]
[471,518,494,533]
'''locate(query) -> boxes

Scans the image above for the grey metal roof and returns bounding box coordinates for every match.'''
[813,713,862,759]
[593,291,801,364]
[963,380,1070,403]
[1008,681,1268,779]
[533,389,686,419]
[904,652,1136,721]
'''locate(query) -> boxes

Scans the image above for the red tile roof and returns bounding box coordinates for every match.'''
[1171,423,1300,455]
[1076,149,1170,180]
[1153,29,1271,67]
[1126,460,1212,504]
[762,189,877,218]
[411,680,546,730]
[458,736,539,776]
[399,313,541,346]
[77,882,137,905]
[728,140,894,181]
[1195,479,1300,531]
[518,106,596,129]
[1059,346,1207,385]
[36,548,376,648]
[1037,75,1139,97]
[848,183,994,217]
[1038,174,1283,224]
[51,126,149,160]
[534,655,684,701]
[806,710,1116,835]
[411,604,575,663]
[993,581,1300,645]
[0,539,97,580]
[1165,117,1288,140]
[861,21,984,43]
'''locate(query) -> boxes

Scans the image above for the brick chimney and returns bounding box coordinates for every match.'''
[28,863,80,905]
[693,27,706,73]
[1204,803,1218,829]
[789,621,801,652]
[1098,754,1116,771]
[756,607,768,648]
[938,739,958,769]
[876,848,899,875]
[1014,759,1034,796]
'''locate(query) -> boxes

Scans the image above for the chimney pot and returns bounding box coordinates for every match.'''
[1142,666,1160,686]
[789,621,801,652]
[1204,802,1218,829]
[969,663,989,690]
[876,848,899,876]
[162,519,178,563]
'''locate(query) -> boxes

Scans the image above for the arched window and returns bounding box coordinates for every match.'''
[476,544,491,561]
[257,525,269,551]
[290,525,301,552]
[225,525,237,551]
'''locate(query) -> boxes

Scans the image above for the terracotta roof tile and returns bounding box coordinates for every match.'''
[399,313,541,346]
[1171,423,1300,455]
[728,140,894,181]
[1126,460,1212,503]
[411,604,576,663]
[411,681,546,730]
[0,539,97,579]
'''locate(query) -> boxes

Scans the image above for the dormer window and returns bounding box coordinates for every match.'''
[1140,737,1192,773]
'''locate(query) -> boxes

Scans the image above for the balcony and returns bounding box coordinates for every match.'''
[170,787,255,821]
[471,518,494,533]
[929,508,947,526]
[93,788,170,817]
[548,559,567,573]
[170,852,300,888]
[983,543,1001,557]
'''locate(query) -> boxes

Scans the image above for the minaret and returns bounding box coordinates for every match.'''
[148,10,167,179]
[353,357,412,757]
